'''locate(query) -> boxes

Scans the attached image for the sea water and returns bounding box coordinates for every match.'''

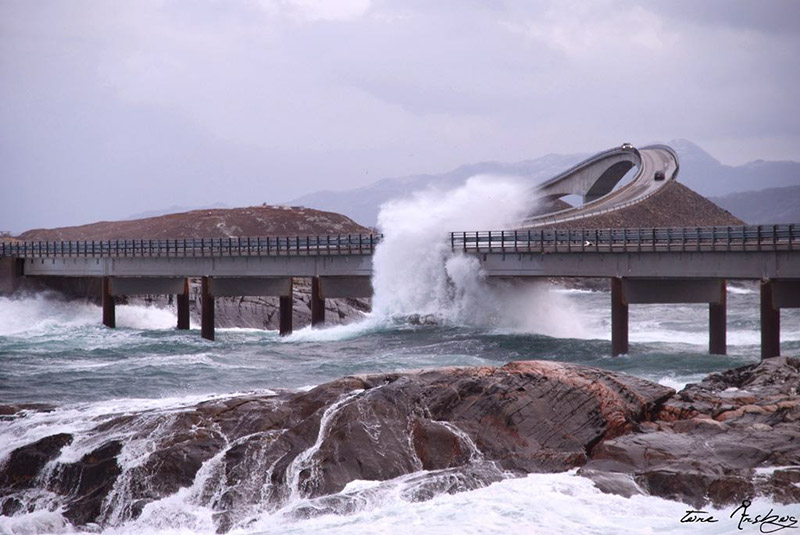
[1,176,799,533]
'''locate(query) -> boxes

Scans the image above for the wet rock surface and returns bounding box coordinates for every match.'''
[0,360,671,531]
[2,358,796,531]
[581,356,800,507]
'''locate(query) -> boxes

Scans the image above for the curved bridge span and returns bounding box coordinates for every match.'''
[523,144,679,227]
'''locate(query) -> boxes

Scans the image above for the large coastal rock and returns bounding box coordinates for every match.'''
[581,356,800,507]
[4,358,796,532]
[0,361,672,532]
[17,205,371,241]
[130,277,370,330]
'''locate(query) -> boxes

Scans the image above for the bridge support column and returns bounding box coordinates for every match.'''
[177,278,190,330]
[709,280,727,355]
[280,278,293,336]
[102,276,115,328]
[201,276,214,341]
[311,276,325,327]
[0,258,24,295]
[761,280,780,359]
[611,277,628,356]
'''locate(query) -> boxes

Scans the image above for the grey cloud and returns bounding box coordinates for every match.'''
[1,0,798,232]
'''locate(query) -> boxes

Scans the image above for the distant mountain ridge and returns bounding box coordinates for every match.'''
[667,139,800,198]
[289,153,589,227]
[288,139,800,227]
[710,185,800,225]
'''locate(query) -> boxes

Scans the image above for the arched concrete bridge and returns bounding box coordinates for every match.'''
[522,144,679,227]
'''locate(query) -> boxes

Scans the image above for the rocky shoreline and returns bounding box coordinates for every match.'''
[582,356,800,507]
[1,358,798,532]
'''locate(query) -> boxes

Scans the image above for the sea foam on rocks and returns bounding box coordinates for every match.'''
[0,360,672,532]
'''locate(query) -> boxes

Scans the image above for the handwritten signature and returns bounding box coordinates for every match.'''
[681,500,798,533]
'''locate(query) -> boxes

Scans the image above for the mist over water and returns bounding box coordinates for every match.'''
[372,175,531,320]
[370,175,591,338]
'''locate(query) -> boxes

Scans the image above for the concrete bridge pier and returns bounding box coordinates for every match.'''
[611,278,628,356]
[0,257,24,295]
[709,286,727,355]
[102,276,115,328]
[611,278,727,357]
[201,277,215,340]
[309,276,373,328]
[280,279,294,336]
[177,279,190,330]
[311,277,325,327]
[761,279,800,358]
[200,276,295,340]
[104,277,190,333]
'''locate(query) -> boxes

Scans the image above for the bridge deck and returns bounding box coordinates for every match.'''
[2,225,799,280]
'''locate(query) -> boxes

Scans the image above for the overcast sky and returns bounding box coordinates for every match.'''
[1,0,798,232]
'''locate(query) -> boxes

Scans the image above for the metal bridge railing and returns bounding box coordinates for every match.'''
[0,234,382,259]
[450,224,799,254]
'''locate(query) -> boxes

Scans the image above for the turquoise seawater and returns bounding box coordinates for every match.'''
[1,286,799,535]
[2,286,796,405]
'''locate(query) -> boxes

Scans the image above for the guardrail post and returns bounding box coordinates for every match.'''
[760,279,780,359]
[102,277,115,329]
[177,278,190,330]
[757,226,762,252]
[611,277,628,356]
[201,276,215,341]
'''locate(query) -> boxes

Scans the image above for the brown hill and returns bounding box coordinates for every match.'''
[540,181,744,229]
[18,205,371,241]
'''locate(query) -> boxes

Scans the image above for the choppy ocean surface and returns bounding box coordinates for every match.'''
[2,180,799,533]
[1,286,798,535]
[2,287,798,406]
